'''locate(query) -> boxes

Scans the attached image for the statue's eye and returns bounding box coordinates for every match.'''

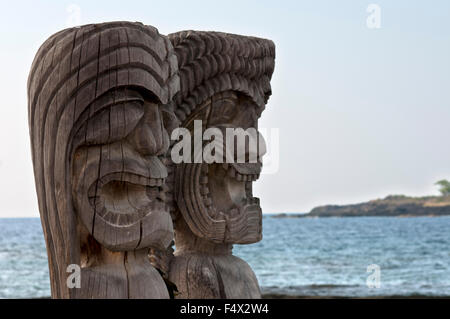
[211,98,236,123]
[76,101,144,146]
[223,107,235,120]
[161,108,180,135]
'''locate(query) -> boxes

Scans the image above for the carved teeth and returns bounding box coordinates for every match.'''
[222,165,260,182]
[95,173,165,188]
[115,213,122,225]
[101,210,111,222]
[148,178,164,187]
[138,175,148,185]
[95,204,107,218]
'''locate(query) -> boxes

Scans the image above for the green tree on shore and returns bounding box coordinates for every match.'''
[435,179,450,196]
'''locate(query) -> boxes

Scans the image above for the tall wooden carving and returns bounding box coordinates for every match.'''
[27,22,180,298]
[28,22,275,299]
[166,31,275,298]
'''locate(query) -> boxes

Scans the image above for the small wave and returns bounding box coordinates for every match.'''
[299,284,360,289]
[263,284,359,290]
[261,284,364,295]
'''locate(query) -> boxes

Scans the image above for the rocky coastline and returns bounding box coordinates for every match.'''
[272,195,450,218]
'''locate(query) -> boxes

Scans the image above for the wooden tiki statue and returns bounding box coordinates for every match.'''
[27,22,180,298]
[166,31,275,298]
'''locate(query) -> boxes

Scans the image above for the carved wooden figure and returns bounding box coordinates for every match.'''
[27,22,180,298]
[166,31,275,298]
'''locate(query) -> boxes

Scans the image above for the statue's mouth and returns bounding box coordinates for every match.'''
[197,162,262,243]
[201,162,261,220]
[88,172,167,226]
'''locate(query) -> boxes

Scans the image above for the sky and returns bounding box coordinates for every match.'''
[0,0,449,217]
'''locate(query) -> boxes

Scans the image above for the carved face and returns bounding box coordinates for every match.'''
[176,91,265,244]
[72,88,174,251]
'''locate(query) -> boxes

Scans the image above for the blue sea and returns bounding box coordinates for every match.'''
[1,216,450,298]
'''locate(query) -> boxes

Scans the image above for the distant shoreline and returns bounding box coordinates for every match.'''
[271,195,450,218]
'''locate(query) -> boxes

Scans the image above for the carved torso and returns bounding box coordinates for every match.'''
[169,218,260,299]
[76,249,168,298]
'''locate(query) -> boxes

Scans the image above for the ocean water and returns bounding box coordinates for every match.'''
[1,216,450,298]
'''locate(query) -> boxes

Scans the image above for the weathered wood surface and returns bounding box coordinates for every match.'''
[28,23,275,299]
[166,31,275,299]
[28,21,179,298]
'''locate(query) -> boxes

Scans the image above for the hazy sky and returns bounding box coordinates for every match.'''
[0,0,449,217]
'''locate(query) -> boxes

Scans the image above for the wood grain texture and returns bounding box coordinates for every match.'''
[28,21,179,299]
[29,23,276,299]
[165,31,275,299]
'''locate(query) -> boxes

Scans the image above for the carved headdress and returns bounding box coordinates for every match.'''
[169,30,275,121]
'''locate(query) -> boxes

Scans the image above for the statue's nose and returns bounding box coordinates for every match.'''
[127,102,169,156]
